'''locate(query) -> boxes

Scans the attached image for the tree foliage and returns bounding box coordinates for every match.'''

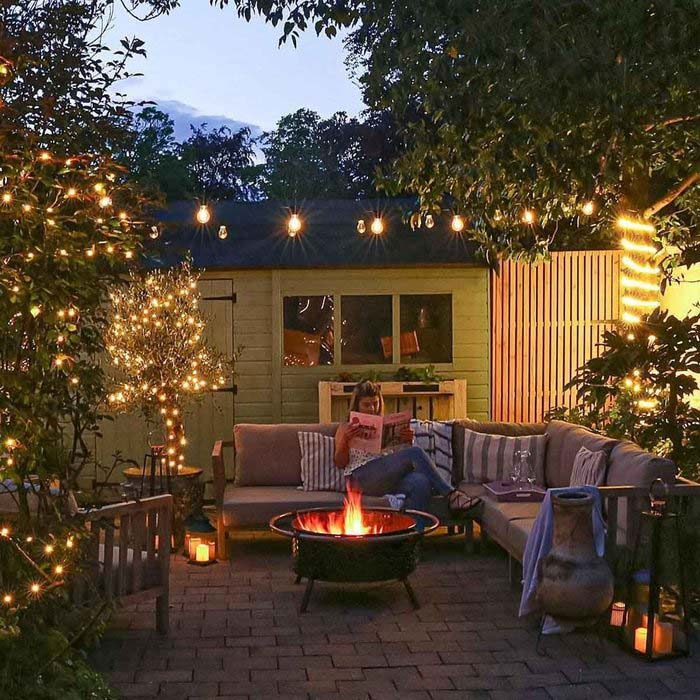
[552,310,700,480]
[202,0,700,265]
[260,107,400,199]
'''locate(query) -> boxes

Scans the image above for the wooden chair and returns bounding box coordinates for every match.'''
[80,494,173,634]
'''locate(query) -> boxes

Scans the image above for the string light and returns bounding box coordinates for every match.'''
[98,195,112,208]
[217,225,228,240]
[287,213,302,237]
[581,201,595,216]
[450,214,465,233]
[424,214,435,229]
[621,277,658,292]
[617,216,656,235]
[196,204,211,225]
[621,239,657,255]
[66,187,77,198]
[370,216,384,235]
[356,219,366,234]
[521,209,536,225]
[150,226,160,239]
[622,311,642,324]
[2,192,12,204]
[621,296,660,309]
[622,257,659,276]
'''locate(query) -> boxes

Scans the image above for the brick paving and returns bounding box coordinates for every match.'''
[91,531,700,699]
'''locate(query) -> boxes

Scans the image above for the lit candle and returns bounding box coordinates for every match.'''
[653,621,673,655]
[635,627,648,654]
[195,543,209,563]
[188,537,201,561]
[610,601,625,627]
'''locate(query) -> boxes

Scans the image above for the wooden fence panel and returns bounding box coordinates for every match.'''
[490,251,620,422]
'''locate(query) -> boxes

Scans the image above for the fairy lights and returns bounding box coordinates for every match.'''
[450,214,465,232]
[370,216,384,235]
[287,213,302,237]
[105,264,230,473]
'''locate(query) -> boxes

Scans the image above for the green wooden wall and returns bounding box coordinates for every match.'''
[206,266,490,425]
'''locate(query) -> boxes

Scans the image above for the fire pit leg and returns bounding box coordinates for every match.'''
[402,578,420,610]
[300,578,315,613]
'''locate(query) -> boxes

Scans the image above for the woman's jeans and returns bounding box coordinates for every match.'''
[348,446,453,511]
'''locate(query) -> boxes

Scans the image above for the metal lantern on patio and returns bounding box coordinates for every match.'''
[618,479,690,660]
[184,513,217,566]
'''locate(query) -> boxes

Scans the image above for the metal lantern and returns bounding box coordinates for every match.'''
[619,479,690,660]
[184,513,217,566]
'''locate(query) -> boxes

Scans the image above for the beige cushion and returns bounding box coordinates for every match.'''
[544,420,618,488]
[234,423,338,486]
[570,446,607,486]
[452,420,546,484]
[506,518,536,561]
[479,495,542,544]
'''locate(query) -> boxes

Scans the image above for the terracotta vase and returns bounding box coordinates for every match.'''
[536,491,614,623]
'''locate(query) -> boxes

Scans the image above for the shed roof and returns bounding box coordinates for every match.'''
[150,199,483,269]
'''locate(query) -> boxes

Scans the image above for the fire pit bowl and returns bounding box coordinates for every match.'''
[269,506,439,612]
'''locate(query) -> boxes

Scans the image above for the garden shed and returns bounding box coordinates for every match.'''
[94,199,491,482]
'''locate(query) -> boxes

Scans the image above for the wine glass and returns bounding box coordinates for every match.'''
[509,458,521,487]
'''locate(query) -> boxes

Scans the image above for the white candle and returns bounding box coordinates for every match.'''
[634,627,648,654]
[610,601,625,627]
[195,543,209,563]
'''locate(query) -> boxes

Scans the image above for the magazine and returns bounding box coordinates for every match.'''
[348,411,412,454]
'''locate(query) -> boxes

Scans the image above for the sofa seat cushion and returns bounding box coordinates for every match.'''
[480,496,542,545]
[544,420,618,488]
[234,423,338,486]
[222,486,345,527]
[506,518,536,561]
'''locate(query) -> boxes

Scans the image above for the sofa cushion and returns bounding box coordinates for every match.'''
[479,495,542,546]
[606,440,676,487]
[298,432,344,492]
[452,420,546,484]
[506,518,536,561]
[461,429,548,486]
[221,486,389,527]
[234,423,338,486]
[544,420,618,488]
[570,447,607,487]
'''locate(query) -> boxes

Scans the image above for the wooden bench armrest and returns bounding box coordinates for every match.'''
[212,440,234,511]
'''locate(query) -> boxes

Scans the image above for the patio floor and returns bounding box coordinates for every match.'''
[92,530,700,700]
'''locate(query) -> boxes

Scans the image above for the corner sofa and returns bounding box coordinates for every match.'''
[212,419,678,561]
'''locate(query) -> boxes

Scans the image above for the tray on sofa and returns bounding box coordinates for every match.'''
[484,481,546,502]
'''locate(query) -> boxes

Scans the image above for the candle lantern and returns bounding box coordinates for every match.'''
[619,479,689,660]
[184,513,217,566]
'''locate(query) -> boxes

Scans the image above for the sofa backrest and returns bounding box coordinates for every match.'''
[544,420,618,487]
[234,423,339,486]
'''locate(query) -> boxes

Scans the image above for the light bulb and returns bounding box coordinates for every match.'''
[98,195,112,208]
[451,214,465,232]
[356,219,366,234]
[196,205,211,225]
[581,201,595,216]
[425,214,435,229]
[149,226,160,239]
[66,187,77,198]
[218,225,228,240]
[370,216,384,235]
[287,213,302,236]
[2,192,12,204]
[522,209,536,225]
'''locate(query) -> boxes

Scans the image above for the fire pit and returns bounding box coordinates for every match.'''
[269,488,439,612]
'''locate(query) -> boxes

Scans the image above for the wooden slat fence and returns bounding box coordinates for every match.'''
[490,251,620,423]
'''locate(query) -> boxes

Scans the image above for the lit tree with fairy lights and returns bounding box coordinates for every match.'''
[105,264,231,472]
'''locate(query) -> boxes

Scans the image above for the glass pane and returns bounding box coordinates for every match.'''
[341,295,393,364]
[400,294,453,363]
[283,295,334,366]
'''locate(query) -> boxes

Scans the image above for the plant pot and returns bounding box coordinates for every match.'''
[536,491,614,623]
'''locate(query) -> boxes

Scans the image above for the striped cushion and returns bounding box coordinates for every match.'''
[462,428,547,485]
[411,419,454,486]
[570,446,606,486]
[298,432,345,492]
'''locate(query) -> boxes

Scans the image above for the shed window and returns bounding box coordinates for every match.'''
[341,295,393,365]
[400,294,453,363]
[283,295,334,366]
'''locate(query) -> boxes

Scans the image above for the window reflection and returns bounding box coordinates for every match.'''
[341,295,392,365]
[400,294,452,363]
[283,296,334,366]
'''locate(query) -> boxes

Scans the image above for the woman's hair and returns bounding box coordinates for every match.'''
[349,380,384,414]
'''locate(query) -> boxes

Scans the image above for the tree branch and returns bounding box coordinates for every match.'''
[644,172,700,219]
[644,115,700,132]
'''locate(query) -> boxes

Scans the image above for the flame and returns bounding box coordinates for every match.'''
[294,486,386,536]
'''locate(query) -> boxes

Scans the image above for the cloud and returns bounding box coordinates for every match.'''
[152,99,263,142]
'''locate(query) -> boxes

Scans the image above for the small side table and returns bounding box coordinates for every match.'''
[123,466,204,547]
